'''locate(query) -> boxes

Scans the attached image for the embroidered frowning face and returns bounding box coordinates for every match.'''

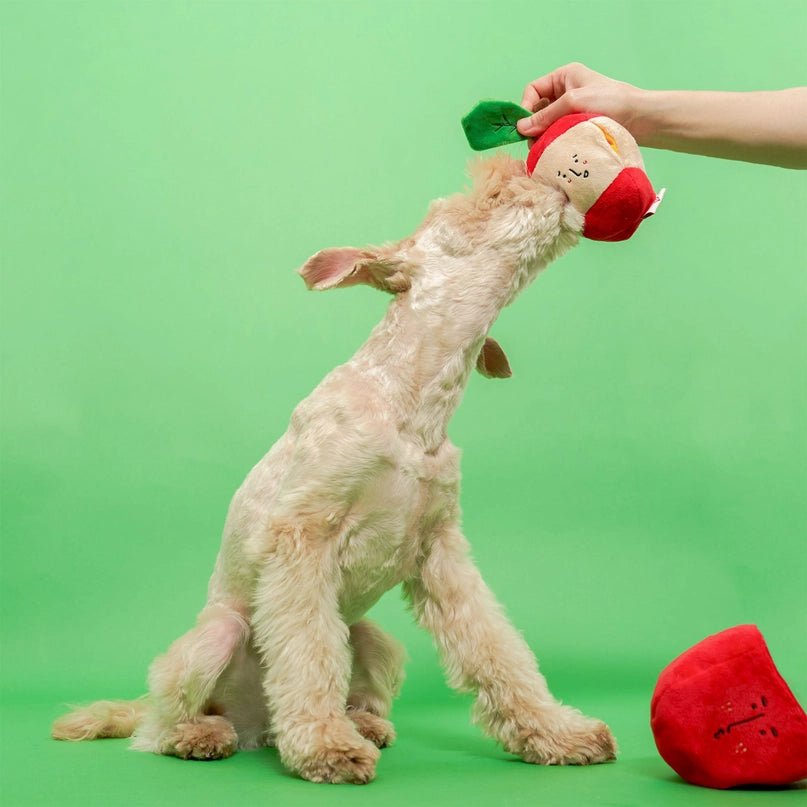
[713,694,780,755]
[699,684,806,784]
[650,625,807,789]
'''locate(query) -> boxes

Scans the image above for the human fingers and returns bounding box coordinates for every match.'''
[521,83,542,113]
[519,62,599,109]
[519,67,568,110]
[516,92,576,136]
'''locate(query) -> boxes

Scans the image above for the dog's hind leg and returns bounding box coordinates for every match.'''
[347,620,406,748]
[252,526,380,784]
[131,602,249,760]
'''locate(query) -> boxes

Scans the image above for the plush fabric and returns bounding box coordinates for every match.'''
[651,625,807,789]
[526,114,659,241]
[461,101,661,242]
[525,113,600,175]
[583,167,657,241]
[461,101,532,151]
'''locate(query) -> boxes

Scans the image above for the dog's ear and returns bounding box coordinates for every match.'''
[476,337,512,379]
[299,247,410,294]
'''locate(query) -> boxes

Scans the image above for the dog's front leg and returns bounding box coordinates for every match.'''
[251,526,379,784]
[404,522,616,765]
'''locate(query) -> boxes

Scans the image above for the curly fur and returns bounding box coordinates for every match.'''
[52,154,615,783]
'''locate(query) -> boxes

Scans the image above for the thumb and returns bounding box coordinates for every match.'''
[517,94,574,137]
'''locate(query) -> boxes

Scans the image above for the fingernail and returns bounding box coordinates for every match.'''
[516,117,533,135]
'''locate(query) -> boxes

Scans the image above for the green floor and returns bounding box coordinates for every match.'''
[3,690,804,806]
[2,3,806,806]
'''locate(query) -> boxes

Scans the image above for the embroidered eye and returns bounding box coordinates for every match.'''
[594,123,619,154]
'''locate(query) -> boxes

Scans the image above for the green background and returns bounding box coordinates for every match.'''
[1,1,805,804]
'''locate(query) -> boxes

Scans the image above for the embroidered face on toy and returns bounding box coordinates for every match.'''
[650,625,807,789]
[461,101,664,242]
[712,692,780,745]
[526,113,661,241]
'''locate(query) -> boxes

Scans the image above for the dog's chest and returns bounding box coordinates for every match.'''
[337,441,459,622]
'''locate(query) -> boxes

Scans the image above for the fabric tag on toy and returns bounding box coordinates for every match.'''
[643,187,667,218]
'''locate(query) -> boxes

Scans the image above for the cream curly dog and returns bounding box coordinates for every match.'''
[53,153,617,783]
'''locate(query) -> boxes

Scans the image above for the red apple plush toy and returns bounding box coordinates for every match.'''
[462,100,665,242]
[651,625,807,789]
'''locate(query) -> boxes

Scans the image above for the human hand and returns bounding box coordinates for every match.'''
[517,62,644,140]
[518,66,807,167]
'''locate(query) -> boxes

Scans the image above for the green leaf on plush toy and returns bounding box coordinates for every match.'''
[461,100,531,151]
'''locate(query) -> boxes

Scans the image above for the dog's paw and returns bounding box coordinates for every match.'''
[517,708,617,766]
[282,719,380,784]
[295,737,380,784]
[165,715,238,760]
[348,709,396,748]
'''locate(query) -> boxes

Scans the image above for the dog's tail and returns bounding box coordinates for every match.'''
[51,697,148,741]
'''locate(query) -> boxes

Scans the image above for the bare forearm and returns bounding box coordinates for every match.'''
[518,65,807,169]
[632,88,807,169]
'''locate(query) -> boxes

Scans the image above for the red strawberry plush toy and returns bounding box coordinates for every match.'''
[651,625,807,789]
[461,100,665,242]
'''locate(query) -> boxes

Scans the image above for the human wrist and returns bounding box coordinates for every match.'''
[627,87,668,147]
[631,89,715,151]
